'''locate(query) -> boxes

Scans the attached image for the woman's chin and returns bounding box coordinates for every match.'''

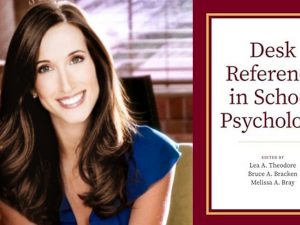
[51,112,90,127]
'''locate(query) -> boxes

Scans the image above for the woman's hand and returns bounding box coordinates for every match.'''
[0,201,36,225]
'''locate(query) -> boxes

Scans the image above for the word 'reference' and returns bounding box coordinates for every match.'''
[219,41,300,133]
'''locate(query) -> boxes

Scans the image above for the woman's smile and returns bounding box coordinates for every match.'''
[57,90,86,109]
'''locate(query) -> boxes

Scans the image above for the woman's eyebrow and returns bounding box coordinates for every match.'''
[36,50,86,65]
[36,59,50,65]
[68,50,86,56]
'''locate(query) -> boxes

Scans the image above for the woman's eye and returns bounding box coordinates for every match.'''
[37,65,52,74]
[70,56,84,65]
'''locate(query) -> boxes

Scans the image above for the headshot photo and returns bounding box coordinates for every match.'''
[0,0,192,224]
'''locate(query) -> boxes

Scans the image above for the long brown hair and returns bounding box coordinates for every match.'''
[0,1,136,224]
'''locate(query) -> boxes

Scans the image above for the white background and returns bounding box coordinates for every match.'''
[212,18,300,209]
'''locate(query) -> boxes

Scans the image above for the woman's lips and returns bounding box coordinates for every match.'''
[57,90,85,109]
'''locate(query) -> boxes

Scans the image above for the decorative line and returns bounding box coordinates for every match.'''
[239,141,300,144]
[206,12,300,215]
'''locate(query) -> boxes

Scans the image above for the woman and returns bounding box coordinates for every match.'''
[0,1,180,225]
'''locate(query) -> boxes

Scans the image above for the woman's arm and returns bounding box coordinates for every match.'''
[0,201,36,225]
[129,166,176,225]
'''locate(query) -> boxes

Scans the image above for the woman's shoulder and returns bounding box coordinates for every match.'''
[132,125,178,150]
[127,125,181,201]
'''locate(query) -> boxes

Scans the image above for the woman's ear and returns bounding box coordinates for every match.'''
[31,89,38,99]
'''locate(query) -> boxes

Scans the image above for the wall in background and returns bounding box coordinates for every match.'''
[155,87,193,142]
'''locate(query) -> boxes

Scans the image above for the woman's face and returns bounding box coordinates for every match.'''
[34,23,100,127]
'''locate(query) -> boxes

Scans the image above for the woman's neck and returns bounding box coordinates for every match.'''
[51,118,88,161]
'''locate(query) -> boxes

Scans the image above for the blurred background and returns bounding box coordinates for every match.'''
[0,0,192,142]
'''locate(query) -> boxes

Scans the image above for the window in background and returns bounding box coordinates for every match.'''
[75,0,192,84]
[0,1,15,61]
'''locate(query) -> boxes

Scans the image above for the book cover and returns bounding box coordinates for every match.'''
[196,0,300,224]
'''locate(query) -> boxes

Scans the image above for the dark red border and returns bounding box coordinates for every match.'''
[208,14,300,214]
[196,0,300,225]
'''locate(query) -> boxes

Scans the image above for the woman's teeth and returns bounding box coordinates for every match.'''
[58,91,85,107]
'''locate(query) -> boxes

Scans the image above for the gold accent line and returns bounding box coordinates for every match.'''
[206,12,300,215]
[205,13,211,215]
[207,211,300,215]
[207,13,300,17]
[239,141,300,144]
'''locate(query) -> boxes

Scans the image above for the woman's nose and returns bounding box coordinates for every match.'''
[58,68,73,93]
